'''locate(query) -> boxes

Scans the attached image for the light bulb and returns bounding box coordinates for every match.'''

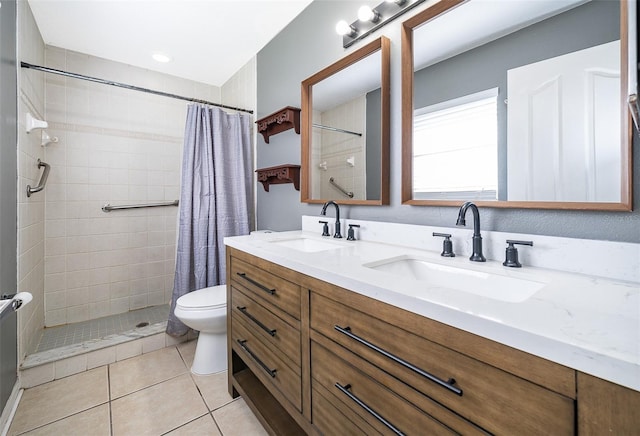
[335,20,356,36]
[358,6,373,22]
[358,5,380,23]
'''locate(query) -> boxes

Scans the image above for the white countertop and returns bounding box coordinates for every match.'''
[225,229,640,392]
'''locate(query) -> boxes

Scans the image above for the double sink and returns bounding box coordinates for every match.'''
[269,236,545,303]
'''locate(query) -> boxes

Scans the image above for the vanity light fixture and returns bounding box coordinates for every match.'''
[336,0,425,48]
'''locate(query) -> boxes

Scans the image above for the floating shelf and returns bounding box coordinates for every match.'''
[256,164,301,192]
[256,106,301,144]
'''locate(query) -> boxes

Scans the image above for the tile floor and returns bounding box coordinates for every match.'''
[36,306,170,352]
[8,341,268,436]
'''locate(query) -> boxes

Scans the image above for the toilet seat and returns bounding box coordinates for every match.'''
[176,285,226,311]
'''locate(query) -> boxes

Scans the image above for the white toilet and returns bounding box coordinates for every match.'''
[174,285,227,375]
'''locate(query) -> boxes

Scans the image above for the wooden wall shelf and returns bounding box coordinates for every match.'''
[256,106,301,143]
[256,164,301,192]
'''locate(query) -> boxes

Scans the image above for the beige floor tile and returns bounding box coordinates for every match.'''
[111,373,208,436]
[8,367,109,435]
[176,339,196,369]
[213,398,268,436]
[109,346,188,399]
[21,404,110,436]
[191,371,234,411]
[165,414,221,436]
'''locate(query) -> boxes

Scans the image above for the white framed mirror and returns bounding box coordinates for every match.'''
[301,36,390,205]
[401,0,634,210]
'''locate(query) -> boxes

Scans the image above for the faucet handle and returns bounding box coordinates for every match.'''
[347,224,360,241]
[433,232,455,257]
[503,240,533,268]
[319,220,330,237]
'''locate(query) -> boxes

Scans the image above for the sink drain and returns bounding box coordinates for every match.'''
[136,322,149,328]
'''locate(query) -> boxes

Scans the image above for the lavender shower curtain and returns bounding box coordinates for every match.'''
[166,104,252,337]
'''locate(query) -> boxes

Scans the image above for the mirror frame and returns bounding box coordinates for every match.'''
[301,36,390,205]
[401,0,633,210]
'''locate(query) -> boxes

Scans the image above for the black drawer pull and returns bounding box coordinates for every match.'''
[335,325,463,396]
[236,272,276,295]
[237,339,277,378]
[335,383,405,436]
[237,306,277,337]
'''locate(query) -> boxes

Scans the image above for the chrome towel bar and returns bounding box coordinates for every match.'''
[313,123,362,137]
[26,159,50,197]
[329,177,354,198]
[102,200,179,212]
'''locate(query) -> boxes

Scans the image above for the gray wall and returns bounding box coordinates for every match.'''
[257,1,640,243]
[0,0,18,414]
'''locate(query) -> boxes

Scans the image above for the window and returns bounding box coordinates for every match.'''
[413,88,498,200]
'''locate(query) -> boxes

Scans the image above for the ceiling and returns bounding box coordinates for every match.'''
[27,0,313,87]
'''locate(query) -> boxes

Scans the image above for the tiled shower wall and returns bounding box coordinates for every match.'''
[17,1,46,358]
[313,96,366,200]
[42,47,223,327]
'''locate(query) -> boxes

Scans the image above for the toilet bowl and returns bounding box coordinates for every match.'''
[174,285,227,375]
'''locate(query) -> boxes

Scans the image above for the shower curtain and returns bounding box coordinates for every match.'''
[166,104,252,337]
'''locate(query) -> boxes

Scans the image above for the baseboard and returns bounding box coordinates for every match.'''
[0,382,23,436]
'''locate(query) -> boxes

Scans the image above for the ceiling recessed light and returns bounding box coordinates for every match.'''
[152,52,171,63]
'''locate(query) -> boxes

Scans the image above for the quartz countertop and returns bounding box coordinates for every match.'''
[225,230,640,392]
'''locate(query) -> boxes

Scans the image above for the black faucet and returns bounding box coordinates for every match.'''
[320,201,342,238]
[456,201,486,262]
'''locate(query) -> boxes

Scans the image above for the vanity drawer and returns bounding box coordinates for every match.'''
[311,292,574,435]
[232,317,302,411]
[312,386,379,436]
[231,288,301,368]
[311,340,456,435]
[230,256,301,319]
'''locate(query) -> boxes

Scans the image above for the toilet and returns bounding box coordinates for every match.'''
[174,285,227,375]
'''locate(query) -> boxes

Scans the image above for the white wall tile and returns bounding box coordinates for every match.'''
[54,354,88,379]
[116,340,142,361]
[86,347,116,369]
[20,363,54,389]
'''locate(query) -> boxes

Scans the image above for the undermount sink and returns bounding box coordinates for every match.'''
[364,256,545,303]
[269,237,345,253]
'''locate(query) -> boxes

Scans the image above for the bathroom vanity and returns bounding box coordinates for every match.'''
[225,224,640,435]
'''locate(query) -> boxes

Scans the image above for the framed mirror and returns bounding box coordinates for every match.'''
[402,0,633,210]
[301,36,390,205]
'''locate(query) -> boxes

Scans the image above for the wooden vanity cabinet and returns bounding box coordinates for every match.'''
[227,248,311,435]
[227,248,637,435]
[577,372,640,435]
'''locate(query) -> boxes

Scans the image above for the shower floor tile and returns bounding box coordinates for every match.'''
[35,305,170,353]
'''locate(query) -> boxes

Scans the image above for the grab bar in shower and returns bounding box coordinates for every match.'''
[329,177,354,198]
[102,200,179,212]
[26,159,51,197]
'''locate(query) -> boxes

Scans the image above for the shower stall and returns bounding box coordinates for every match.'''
[16,2,255,377]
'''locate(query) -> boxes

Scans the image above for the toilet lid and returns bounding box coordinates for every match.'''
[176,285,226,310]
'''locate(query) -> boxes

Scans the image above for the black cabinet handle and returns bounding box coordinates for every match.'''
[335,383,405,436]
[236,272,275,295]
[236,339,277,378]
[236,306,276,337]
[335,325,463,396]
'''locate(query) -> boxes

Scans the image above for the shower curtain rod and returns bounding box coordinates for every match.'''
[20,62,254,115]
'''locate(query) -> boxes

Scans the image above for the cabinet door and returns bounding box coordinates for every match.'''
[578,372,640,434]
